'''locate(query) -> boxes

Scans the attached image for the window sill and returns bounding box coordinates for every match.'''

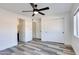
[74,35,79,39]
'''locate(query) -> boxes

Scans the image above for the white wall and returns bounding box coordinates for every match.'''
[25,17,32,42]
[70,4,79,54]
[0,8,17,50]
[64,13,72,45]
[0,8,32,50]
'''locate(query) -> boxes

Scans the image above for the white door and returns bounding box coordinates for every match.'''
[36,19,41,39]
[32,22,36,38]
[42,18,64,43]
[32,18,41,39]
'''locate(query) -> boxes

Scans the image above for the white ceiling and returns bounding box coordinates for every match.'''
[0,3,73,16]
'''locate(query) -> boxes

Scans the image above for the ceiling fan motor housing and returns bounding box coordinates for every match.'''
[33,9,38,12]
[35,4,37,7]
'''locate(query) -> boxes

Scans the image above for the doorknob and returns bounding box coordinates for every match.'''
[62,32,64,34]
[45,32,47,33]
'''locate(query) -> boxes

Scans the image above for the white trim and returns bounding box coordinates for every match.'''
[74,6,79,16]
[74,6,79,38]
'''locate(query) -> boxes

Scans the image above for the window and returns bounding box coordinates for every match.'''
[74,8,79,38]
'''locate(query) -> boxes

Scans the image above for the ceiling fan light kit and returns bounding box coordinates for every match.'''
[34,11,38,14]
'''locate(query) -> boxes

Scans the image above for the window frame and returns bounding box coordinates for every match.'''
[74,7,79,38]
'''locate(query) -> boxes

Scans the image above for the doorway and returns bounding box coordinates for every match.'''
[17,18,25,43]
[32,18,41,41]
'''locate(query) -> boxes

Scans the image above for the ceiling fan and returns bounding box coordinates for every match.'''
[22,3,49,16]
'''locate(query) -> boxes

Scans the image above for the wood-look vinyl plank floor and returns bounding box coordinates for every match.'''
[0,40,75,55]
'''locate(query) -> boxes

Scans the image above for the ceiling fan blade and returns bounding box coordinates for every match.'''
[22,10,33,12]
[38,12,45,15]
[38,7,49,11]
[32,14,35,16]
[30,3,35,9]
